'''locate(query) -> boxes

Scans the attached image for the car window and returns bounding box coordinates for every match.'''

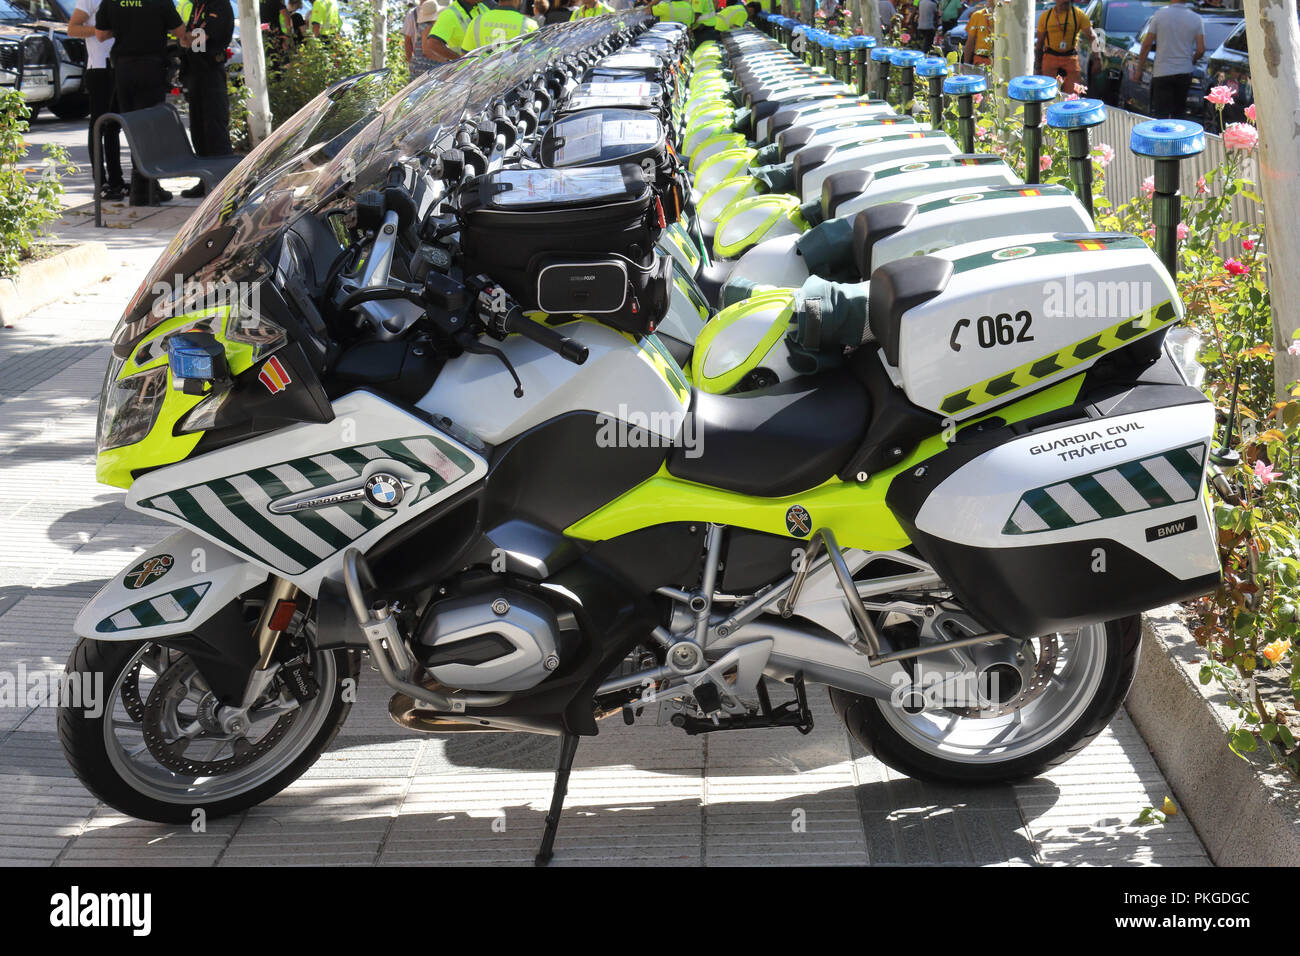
[0,0,30,20]
[6,0,72,20]
[1203,18,1239,51]
[1221,22,1246,53]
[1104,1,1166,34]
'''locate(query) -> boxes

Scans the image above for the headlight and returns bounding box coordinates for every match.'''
[96,363,168,453]
[23,39,49,66]
[177,389,231,433]
[1165,327,1206,390]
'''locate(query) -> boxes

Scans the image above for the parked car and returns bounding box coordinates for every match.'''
[1116,11,1240,119]
[0,0,87,118]
[1083,0,1168,103]
[1199,19,1252,132]
[944,1,1058,65]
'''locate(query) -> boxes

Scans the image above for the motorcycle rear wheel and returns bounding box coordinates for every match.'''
[58,632,357,824]
[831,615,1141,783]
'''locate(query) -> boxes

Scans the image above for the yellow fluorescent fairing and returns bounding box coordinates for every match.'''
[97,306,268,490]
[564,377,1087,549]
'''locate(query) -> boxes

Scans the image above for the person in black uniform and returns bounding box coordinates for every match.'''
[180,0,234,197]
[95,0,189,206]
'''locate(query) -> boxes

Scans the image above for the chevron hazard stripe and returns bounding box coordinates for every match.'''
[940,300,1179,415]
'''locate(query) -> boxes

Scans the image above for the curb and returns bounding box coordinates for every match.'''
[1126,605,1300,866]
[0,242,110,327]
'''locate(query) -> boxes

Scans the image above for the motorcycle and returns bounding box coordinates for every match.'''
[61,13,1221,866]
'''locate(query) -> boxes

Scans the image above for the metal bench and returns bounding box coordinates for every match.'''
[92,103,245,226]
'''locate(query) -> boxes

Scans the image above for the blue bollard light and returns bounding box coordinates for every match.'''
[850,36,876,97]
[942,73,986,154]
[915,55,949,129]
[890,48,926,116]
[1131,118,1207,280]
[1046,97,1106,217]
[870,45,898,102]
[1008,75,1059,185]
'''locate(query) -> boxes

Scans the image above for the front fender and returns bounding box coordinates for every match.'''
[73,529,269,641]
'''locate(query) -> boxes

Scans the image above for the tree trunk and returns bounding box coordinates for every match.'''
[371,0,388,72]
[1244,0,1300,395]
[856,0,880,40]
[235,0,271,145]
[993,0,1033,121]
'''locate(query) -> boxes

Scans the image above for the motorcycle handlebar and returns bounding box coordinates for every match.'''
[501,307,589,366]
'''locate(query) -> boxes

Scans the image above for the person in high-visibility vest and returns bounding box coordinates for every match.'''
[691,0,717,38]
[462,0,537,50]
[569,0,612,17]
[309,0,342,36]
[649,0,693,23]
[715,0,747,29]
[423,0,484,60]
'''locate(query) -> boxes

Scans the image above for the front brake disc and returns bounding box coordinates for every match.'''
[141,657,297,776]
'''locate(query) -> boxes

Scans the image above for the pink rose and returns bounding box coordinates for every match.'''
[1142,175,1155,199]
[900,32,910,43]
[1062,92,1080,101]
[1177,222,1190,241]
[1073,82,1087,95]
[973,93,983,105]
[1242,238,1256,252]
[1205,85,1235,107]
[1245,103,1256,123]
[1094,143,1115,167]
[1254,459,1281,485]
[1040,154,1052,172]
[975,125,989,140]
[1196,175,1209,196]
[1288,340,1300,357]
[1223,122,1259,151]
[1225,258,1249,276]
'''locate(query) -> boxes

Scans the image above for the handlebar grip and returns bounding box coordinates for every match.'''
[504,309,589,365]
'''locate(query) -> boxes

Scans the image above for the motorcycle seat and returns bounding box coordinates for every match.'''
[667,369,869,498]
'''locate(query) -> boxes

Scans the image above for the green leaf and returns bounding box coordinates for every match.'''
[1230,728,1258,754]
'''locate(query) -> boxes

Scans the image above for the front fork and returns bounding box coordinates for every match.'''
[216,576,301,736]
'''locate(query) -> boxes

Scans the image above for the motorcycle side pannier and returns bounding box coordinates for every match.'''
[885,389,1221,638]
[457,166,668,335]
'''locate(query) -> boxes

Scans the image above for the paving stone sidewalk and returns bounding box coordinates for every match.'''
[0,120,1212,867]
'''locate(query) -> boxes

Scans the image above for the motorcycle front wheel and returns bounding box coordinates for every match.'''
[58,626,357,824]
[831,615,1142,783]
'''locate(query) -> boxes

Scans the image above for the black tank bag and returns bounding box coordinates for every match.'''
[457,166,671,336]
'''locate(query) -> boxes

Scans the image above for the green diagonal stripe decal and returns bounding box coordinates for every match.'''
[1003,442,1206,535]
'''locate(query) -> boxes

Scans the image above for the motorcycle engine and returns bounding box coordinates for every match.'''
[415,590,563,692]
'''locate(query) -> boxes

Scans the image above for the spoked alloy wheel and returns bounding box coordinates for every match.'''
[60,619,356,822]
[831,616,1141,783]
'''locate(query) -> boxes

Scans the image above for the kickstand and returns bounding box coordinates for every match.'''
[535,733,580,866]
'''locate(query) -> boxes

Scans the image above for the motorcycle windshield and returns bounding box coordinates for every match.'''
[114,13,649,353]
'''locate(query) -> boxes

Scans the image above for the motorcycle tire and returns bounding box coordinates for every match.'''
[830,615,1142,783]
[58,636,358,824]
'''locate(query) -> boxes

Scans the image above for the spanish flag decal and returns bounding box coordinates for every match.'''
[258,355,292,395]
[1020,187,1042,196]
[1075,239,1107,251]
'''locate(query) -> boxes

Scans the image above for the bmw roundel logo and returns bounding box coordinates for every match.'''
[364,473,404,509]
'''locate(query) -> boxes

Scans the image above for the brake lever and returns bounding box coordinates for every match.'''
[455,331,524,398]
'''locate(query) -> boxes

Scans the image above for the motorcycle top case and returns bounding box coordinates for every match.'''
[457,166,667,335]
[538,109,687,221]
[885,392,1220,638]
[869,231,1183,421]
